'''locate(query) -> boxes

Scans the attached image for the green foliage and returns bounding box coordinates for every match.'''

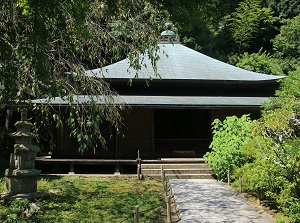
[0,176,166,222]
[259,70,300,221]
[232,67,300,222]
[9,199,30,213]
[234,158,287,197]
[235,48,285,75]
[272,15,300,59]
[282,199,300,223]
[275,215,290,223]
[263,0,300,18]
[225,0,274,53]
[1,199,33,223]
[204,115,255,180]
[277,183,300,223]
[0,177,5,193]
[272,68,300,101]
[0,0,169,153]
[233,122,300,222]
[255,110,300,180]
[258,70,300,181]
[0,0,166,107]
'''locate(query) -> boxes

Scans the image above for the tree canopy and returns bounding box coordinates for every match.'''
[0,0,169,152]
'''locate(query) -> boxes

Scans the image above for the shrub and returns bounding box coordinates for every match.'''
[277,183,300,223]
[234,159,287,200]
[204,115,255,180]
[234,124,300,222]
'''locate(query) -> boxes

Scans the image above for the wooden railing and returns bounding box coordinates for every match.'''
[154,139,209,155]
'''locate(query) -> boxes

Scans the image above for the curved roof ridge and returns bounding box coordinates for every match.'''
[85,43,284,82]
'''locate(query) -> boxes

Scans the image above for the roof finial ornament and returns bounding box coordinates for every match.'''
[159,22,180,43]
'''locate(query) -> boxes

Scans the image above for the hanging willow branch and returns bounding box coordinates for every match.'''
[0,0,169,153]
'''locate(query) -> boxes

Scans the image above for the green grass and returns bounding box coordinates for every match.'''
[0,176,166,223]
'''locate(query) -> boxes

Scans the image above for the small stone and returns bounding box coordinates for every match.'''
[60,181,74,186]
[22,203,43,218]
[48,188,63,195]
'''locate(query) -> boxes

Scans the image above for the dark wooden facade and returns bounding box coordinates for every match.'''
[51,107,260,159]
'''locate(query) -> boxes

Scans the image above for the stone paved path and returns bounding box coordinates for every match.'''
[170,179,275,223]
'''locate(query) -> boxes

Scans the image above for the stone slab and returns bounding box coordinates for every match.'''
[1,192,50,201]
[170,179,275,223]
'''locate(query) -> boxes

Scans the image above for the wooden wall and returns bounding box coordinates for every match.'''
[51,107,261,159]
[53,116,117,158]
[117,108,154,158]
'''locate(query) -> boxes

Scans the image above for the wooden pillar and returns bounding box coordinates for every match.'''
[69,162,75,174]
[114,164,120,175]
[134,206,139,223]
[227,169,230,186]
[115,129,118,159]
[151,109,155,157]
[166,196,171,223]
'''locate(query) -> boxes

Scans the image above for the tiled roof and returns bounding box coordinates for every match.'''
[86,43,284,82]
[31,95,269,108]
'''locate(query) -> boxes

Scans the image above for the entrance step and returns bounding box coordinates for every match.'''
[140,163,210,169]
[141,158,215,179]
[141,168,213,175]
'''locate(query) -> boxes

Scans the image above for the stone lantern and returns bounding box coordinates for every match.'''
[4,109,41,194]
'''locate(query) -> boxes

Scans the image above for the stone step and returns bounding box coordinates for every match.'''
[141,158,206,164]
[145,173,215,179]
[142,168,214,175]
[141,163,210,169]
[141,162,214,179]
[140,158,214,179]
[159,158,205,162]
